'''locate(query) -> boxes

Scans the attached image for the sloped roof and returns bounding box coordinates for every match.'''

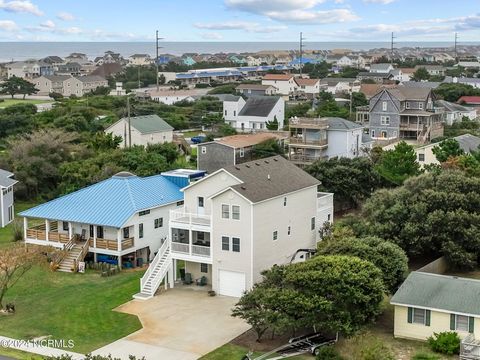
[0,169,17,188]
[370,63,393,71]
[91,63,123,78]
[20,173,183,227]
[436,100,471,112]
[114,114,174,134]
[210,94,241,102]
[216,133,286,148]
[360,84,397,99]
[325,117,363,131]
[236,84,273,91]
[455,134,480,153]
[222,156,320,203]
[295,78,320,86]
[387,87,432,101]
[458,96,480,104]
[262,74,294,81]
[75,75,107,83]
[238,96,281,117]
[400,81,442,89]
[43,75,71,82]
[391,271,480,316]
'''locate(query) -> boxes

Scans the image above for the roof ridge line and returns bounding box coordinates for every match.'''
[124,178,138,211]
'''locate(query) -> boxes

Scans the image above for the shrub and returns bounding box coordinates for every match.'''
[360,338,394,360]
[427,331,460,355]
[316,346,344,360]
[412,352,440,360]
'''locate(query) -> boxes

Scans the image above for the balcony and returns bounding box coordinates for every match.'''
[289,117,329,129]
[289,137,328,147]
[170,228,212,261]
[317,192,334,210]
[289,153,327,165]
[88,237,135,251]
[171,242,211,258]
[170,209,212,230]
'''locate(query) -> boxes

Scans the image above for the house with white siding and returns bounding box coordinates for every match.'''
[0,169,17,228]
[134,156,334,299]
[261,74,297,95]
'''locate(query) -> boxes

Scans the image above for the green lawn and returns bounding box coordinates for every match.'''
[0,266,143,354]
[0,347,42,360]
[200,344,311,360]
[0,202,38,248]
[0,99,53,109]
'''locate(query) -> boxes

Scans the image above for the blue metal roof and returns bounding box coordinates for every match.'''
[19,174,184,228]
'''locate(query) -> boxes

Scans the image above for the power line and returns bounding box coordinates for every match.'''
[155,30,164,91]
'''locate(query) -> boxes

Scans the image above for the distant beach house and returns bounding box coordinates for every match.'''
[0,169,17,228]
[105,114,174,148]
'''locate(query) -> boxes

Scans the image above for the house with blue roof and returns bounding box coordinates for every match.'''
[20,170,205,272]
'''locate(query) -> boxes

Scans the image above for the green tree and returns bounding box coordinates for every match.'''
[412,67,430,82]
[432,138,465,162]
[265,116,279,130]
[316,101,349,118]
[434,83,480,102]
[252,139,285,159]
[375,141,421,185]
[361,171,480,269]
[19,80,39,99]
[0,76,29,98]
[317,235,408,294]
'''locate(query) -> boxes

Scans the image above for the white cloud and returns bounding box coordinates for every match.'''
[200,32,223,40]
[266,8,359,23]
[39,20,55,29]
[363,0,396,4]
[194,21,287,33]
[0,19,18,31]
[57,12,75,21]
[0,0,43,16]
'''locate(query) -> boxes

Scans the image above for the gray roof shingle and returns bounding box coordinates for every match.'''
[391,271,480,316]
[222,156,320,203]
[114,115,173,134]
[238,96,281,117]
[325,117,363,130]
[0,169,17,188]
[455,134,480,153]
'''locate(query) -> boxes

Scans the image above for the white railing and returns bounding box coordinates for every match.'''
[170,210,212,227]
[171,242,189,254]
[317,192,334,209]
[192,245,211,257]
[140,240,169,291]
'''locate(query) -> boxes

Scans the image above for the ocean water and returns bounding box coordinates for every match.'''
[0,41,478,62]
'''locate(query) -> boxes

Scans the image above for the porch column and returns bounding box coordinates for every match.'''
[23,217,27,240]
[117,229,122,269]
[93,226,97,263]
[68,222,72,239]
[45,219,50,242]
[173,259,177,281]
[188,228,193,255]
[168,261,174,289]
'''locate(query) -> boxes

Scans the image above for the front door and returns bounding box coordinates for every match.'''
[197,196,205,215]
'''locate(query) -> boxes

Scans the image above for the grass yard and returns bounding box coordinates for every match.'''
[0,265,143,354]
[0,99,52,109]
[0,202,38,248]
[200,343,311,360]
[0,347,43,359]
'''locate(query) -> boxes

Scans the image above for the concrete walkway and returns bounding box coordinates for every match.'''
[0,336,84,359]
[92,288,250,360]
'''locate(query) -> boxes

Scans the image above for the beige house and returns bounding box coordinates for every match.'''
[415,134,480,166]
[105,114,174,148]
[128,54,152,66]
[63,75,108,97]
[391,271,480,341]
[134,156,334,299]
[32,75,70,95]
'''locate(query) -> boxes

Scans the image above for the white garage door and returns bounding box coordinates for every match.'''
[218,270,246,297]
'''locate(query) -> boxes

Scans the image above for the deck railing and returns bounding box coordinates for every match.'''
[289,137,328,146]
[121,237,134,251]
[171,241,211,257]
[170,210,212,227]
[26,229,70,243]
[89,238,119,251]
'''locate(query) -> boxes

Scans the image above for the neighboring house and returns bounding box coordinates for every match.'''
[176,68,243,86]
[6,60,54,79]
[90,63,123,78]
[109,82,127,96]
[368,87,444,143]
[65,53,89,65]
[458,96,480,106]
[455,61,480,69]
[134,155,334,299]
[197,133,287,174]
[63,75,108,97]
[399,81,442,90]
[129,54,152,66]
[359,84,398,100]
[445,76,480,89]
[436,100,477,125]
[391,271,480,341]
[0,169,17,228]
[294,78,323,99]
[149,90,196,105]
[55,62,81,76]
[415,134,480,166]
[224,95,285,131]
[261,74,297,95]
[390,68,412,82]
[369,63,394,74]
[105,114,174,148]
[20,171,205,270]
[357,72,395,83]
[319,78,360,95]
[414,65,446,76]
[41,56,64,66]
[235,84,277,97]
[288,117,366,166]
[33,75,70,95]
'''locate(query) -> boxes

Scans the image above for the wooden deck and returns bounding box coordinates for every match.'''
[88,237,135,251]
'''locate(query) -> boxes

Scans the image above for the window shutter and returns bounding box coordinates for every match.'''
[469,317,475,334]
[450,314,456,330]
[407,307,413,324]
[425,310,431,326]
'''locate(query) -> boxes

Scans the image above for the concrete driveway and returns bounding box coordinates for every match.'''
[93,288,250,360]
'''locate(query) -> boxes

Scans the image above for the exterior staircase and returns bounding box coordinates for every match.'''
[133,241,172,300]
[58,241,88,273]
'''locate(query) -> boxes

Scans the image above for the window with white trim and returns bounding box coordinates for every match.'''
[406,102,411,109]
[311,217,315,231]
[382,101,387,111]
[413,308,426,325]
[455,315,469,332]
[380,116,390,125]
[232,237,240,252]
[239,148,245,158]
[221,236,229,251]
[273,231,278,241]
[222,204,230,219]
[200,263,208,273]
[232,205,240,220]
[201,146,207,154]
[419,103,424,110]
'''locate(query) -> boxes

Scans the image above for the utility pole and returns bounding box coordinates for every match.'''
[454,32,459,61]
[299,32,306,76]
[155,30,164,91]
[390,32,396,64]
[127,95,131,148]
[138,67,141,89]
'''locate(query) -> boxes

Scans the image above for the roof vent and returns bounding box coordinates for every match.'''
[245,165,250,168]
[113,171,136,178]
[235,166,240,170]
[267,174,271,180]
[273,158,278,161]
[265,160,269,164]
[241,186,246,190]
[255,162,260,166]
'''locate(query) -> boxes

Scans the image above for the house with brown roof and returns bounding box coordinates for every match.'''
[197,133,287,174]
[261,74,297,95]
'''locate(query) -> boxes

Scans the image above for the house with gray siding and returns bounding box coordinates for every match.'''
[368,87,444,143]
[235,84,277,97]
[197,133,286,174]
[0,169,18,228]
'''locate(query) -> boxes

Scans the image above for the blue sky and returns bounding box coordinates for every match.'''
[1,0,480,42]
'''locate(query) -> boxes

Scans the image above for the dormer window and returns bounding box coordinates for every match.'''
[406,102,411,109]
[419,103,424,110]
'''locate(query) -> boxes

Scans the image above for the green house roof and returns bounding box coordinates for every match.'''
[118,114,174,134]
[391,271,480,316]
